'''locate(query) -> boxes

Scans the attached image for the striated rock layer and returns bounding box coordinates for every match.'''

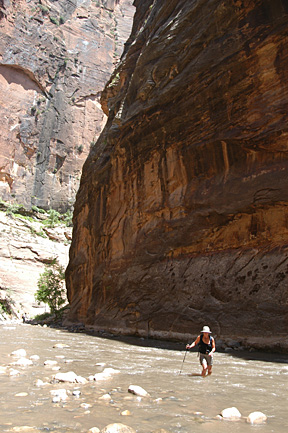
[0,0,134,211]
[66,0,288,351]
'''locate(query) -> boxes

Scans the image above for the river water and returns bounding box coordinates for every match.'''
[0,324,287,433]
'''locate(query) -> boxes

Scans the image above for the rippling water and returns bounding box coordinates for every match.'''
[0,324,287,432]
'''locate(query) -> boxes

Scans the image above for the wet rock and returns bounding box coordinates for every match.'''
[53,371,87,383]
[30,355,40,361]
[88,429,100,433]
[9,368,21,376]
[246,411,267,425]
[219,407,242,420]
[99,393,112,401]
[44,360,58,366]
[0,366,7,374]
[81,403,92,409]
[92,368,120,381]
[11,349,27,358]
[73,390,81,397]
[34,379,48,387]
[128,385,150,397]
[12,358,33,367]
[53,343,70,349]
[121,410,131,416]
[101,423,136,433]
[12,427,38,432]
[50,389,68,402]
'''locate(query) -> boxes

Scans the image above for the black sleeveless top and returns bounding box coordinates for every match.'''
[199,335,213,354]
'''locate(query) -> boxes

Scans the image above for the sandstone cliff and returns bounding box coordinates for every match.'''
[0,0,134,211]
[66,0,288,351]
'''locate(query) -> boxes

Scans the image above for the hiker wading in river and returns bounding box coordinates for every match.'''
[186,326,216,377]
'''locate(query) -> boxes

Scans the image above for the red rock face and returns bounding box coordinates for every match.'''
[0,0,134,211]
[66,0,288,351]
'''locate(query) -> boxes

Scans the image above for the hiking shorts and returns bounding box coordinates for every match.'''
[199,353,213,367]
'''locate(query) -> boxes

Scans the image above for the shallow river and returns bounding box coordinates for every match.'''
[0,324,287,433]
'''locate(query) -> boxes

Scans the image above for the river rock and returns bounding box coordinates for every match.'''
[30,355,40,361]
[93,368,120,381]
[0,366,7,374]
[101,424,136,433]
[88,429,100,433]
[34,379,48,387]
[12,358,33,367]
[246,411,267,425]
[44,360,58,366]
[53,371,87,383]
[121,410,131,416]
[53,343,70,349]
[9,368,21,376]
[50,389,68,401]
[128,385,150,397]
[220,407,242,420]
[11,349,27,358]
[99,393,112,401]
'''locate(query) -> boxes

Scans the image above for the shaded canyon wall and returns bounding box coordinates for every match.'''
[0,0,134,211]
[66,0,288,351]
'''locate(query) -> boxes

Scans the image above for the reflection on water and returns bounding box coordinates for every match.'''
[0,324,287,432]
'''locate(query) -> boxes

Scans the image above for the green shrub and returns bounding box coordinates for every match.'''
[35,259,66,315]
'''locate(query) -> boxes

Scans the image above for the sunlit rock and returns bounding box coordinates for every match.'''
[246,411,267,425]
[0,366,7,374]
[219,407,242,420]
[93,368,120,381]
[50,389,68,402]
[12,427,38,432]
[120,410,131,416]
[11,349,27,358]
[88,428,100,433]
[53,343,70,349]
[12,358,33,367]
[15,392,28,397]
[44,360,58,366]
[34,379,48,387]
[53,371,87,383]
[101,423,136,433]
[128,385,150,397]
[9,368,21,376]
[99,393,112,401]
[30,355,40,361]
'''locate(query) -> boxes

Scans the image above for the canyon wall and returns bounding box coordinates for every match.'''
[66,0,288,351]
[0,0,134,211]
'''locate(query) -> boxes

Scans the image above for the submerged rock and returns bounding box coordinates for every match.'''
[128,385,150,397]
[101,424,136,433]
[53,371,87,384]
[219,407,242,420]
[246,411,267,425]
[11,349,27,358]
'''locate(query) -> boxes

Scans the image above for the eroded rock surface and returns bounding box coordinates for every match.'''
[66,0,288,351]
[0,0,134,211]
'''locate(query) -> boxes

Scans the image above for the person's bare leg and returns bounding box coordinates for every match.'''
[207,366,212,375]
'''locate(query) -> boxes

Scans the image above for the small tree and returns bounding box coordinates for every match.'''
[35,259,66,315]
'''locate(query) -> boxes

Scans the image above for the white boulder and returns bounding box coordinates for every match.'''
[12,358,33,367]
[11,349,27,358]
[128,385,150,397]
[220,407,242,420]
[50,389,68,401]
[247,411,267,424]
[53,371,87,383]
[101,423,136,433]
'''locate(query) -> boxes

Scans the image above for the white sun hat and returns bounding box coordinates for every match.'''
[201,326,211,333]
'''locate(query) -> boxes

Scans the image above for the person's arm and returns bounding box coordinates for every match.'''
[208,337,216,356]
[186,335,200,349]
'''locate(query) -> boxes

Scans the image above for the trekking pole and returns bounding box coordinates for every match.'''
[179,348,188,375]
